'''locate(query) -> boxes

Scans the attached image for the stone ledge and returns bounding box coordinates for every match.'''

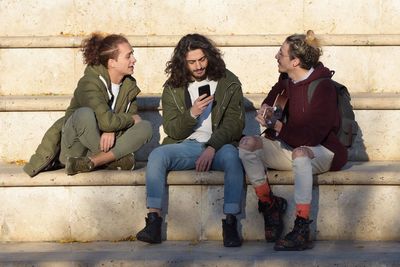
[2,34,400,48]
[0,95,162,112]
[1,93,400,111]
[0,241,398,266]
[1,161,399,187]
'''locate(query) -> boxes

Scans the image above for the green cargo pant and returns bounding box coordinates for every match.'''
[59,107,152,164]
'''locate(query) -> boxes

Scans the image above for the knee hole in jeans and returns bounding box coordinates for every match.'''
[239,136,263,152]
[292,147,313,160]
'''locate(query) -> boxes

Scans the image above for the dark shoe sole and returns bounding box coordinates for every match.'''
[223,240,242,247]
[273,241,313,251]
[136,233,162,244]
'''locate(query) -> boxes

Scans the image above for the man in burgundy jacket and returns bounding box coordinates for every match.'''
[238,30,347,251]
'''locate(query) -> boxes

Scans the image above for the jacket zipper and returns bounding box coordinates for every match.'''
[215,82,238,119]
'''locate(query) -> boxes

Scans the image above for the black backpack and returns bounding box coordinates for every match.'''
[308,73,358,148]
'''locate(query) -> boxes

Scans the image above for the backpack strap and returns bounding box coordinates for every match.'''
[307,78,328,103]
[307,70,336,103]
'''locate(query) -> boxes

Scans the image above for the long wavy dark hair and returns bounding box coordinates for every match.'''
[164,34,226,88]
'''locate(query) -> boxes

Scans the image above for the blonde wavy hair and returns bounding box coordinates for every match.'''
[285,30,322,69]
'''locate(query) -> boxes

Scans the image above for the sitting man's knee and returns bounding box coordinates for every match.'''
[220,145,239,161]
[239,136,263,152]
[148,145,168,163]
[139,120,153,139]
[74,107,96,122]
[292,147,314,160]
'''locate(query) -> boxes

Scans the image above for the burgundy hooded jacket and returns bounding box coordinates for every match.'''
[262,62,348,171]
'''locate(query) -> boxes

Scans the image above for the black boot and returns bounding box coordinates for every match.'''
[258,194,287,242]
[222,214,242,247]
[136,212,162,244]
[274,216,313,251]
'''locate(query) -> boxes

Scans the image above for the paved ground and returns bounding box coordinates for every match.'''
[0,240,399,266]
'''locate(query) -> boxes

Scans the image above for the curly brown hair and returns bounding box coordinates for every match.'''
[81,32,130,67]
[164,34,226,88]
[285,30,322,70]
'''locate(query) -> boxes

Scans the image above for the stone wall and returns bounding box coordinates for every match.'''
[1,0,400,95]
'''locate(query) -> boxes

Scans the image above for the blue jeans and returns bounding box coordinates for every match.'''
[146,140,244,214]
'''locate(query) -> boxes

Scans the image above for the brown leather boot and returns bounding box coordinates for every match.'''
[274,216,313,251]
[65,156,94,175]
[258,194,287,242]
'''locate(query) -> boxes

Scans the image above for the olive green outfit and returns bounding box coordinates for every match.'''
[24,64,152,177]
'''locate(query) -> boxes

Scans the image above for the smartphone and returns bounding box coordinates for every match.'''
[198,84,211,97]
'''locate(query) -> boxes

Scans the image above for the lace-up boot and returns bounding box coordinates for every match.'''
[136,212,162,244]
[105,153,136,170]
[222,214,242,247]
[274,216,313,251]
[258,194,287,242]
[65,156,94,175]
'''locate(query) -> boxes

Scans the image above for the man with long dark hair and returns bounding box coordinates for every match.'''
[136,33,245,247]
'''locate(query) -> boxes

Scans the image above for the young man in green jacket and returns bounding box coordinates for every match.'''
[136,33,245,247]
[24,33,152,176]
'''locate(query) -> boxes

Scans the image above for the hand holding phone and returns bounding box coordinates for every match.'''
[191,84,213,117]
[198,84,211,97]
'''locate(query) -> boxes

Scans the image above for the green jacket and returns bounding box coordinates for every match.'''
[24,64,141,177]
[162,69,245,151]
[65,64,140,132]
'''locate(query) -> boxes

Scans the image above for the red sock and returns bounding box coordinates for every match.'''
[255,183,271,203]
[296,204,311,219]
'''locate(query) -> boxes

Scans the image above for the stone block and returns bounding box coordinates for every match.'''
[2,46,400,95]
[69,186,145,241]
[369,47,400,93]
[381,0,400,33]
[0,162,400,241]
[0,0,75,36]
[0,111,64,163]
[164,186,202,241]
[132,48,172,95]
[2,1,399,36]
[1,108,399,162]
[317,185,400,240]
[0,187,71,241]
[353,110,400,161]
[321,47,370,93]
[305,1,382,34]
[0,49,76,96]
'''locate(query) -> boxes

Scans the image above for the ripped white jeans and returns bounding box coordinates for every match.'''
[239,136,334,204]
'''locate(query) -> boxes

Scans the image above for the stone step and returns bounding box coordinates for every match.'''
[2,93,400,111]
[1,93,399,162]
[0,240,398,266]
[0,161,399,242]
